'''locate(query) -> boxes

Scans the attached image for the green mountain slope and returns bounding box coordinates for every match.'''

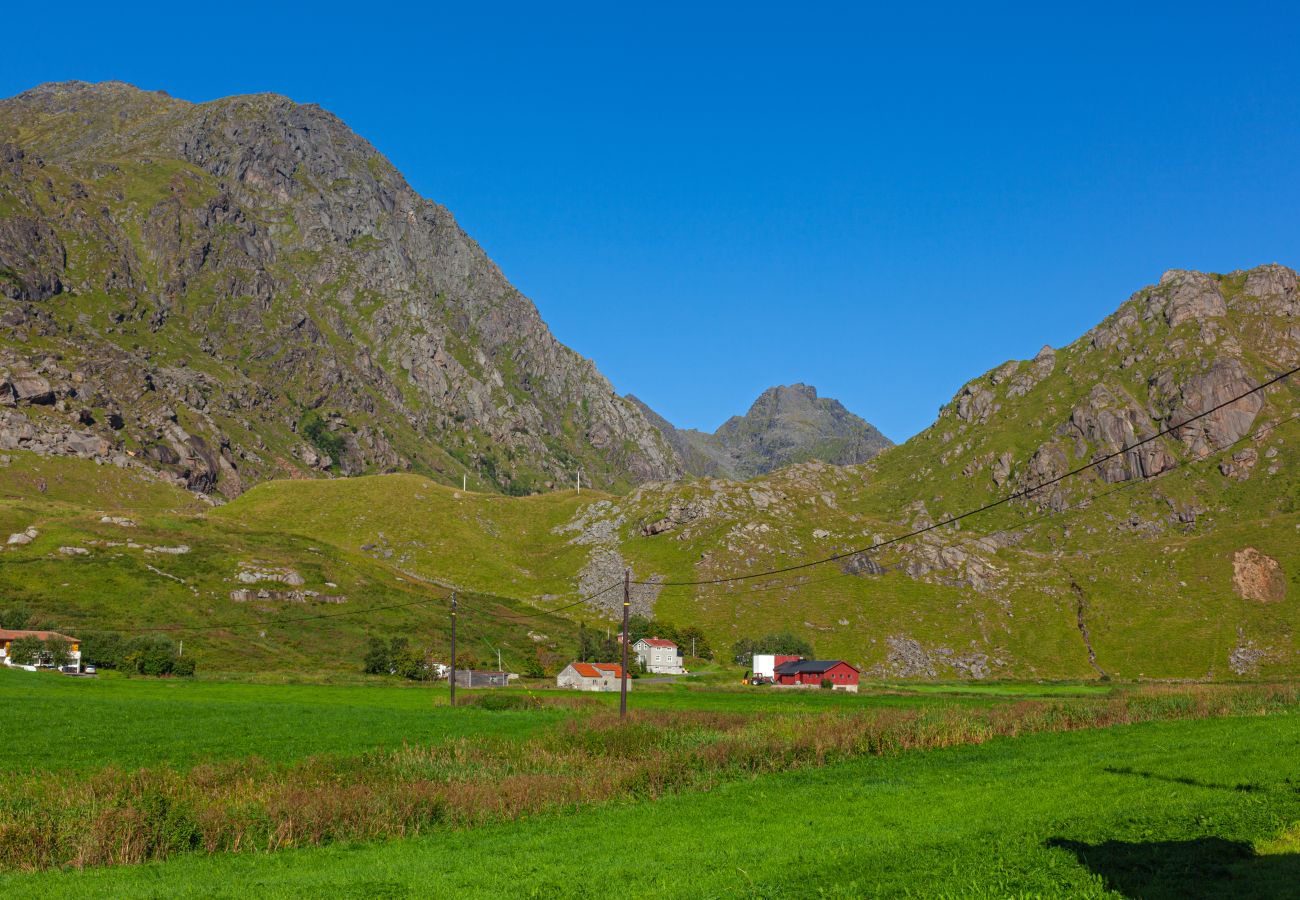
[0,81,678,498]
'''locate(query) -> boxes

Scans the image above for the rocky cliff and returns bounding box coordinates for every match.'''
[0,81,680,497]
[629,384,893,480]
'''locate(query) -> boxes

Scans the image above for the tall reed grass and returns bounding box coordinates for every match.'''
[1,683,1294,872]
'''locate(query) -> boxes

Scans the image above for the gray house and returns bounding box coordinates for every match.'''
[556,661,625,692]
[633,638,684,675]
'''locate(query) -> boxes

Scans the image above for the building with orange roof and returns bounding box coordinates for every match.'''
[556,661,626,692]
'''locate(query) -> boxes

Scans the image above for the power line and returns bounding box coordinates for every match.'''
[633,363,1299,588]
[132,592,452,634]
[456,579,623,623]
[679,409,1300,601]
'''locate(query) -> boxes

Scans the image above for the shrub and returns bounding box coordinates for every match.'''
[171,657,197,677]
[299,409,343,462]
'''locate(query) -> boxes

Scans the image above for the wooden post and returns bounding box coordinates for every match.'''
[620,569,630,718]
[449,591,457,708]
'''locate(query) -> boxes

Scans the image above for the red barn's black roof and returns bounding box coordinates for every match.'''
[773,659,859,675]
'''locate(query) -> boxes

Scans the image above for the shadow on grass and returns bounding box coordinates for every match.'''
[1102,765,1269,793]
[1047,837,1300,899]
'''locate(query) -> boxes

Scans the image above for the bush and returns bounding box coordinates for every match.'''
[299,409,343,462]
[171,657,196,677]
[820,678,833,690]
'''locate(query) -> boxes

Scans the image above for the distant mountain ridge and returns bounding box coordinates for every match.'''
[629,384,893,479]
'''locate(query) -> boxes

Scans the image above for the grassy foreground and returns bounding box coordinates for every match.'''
[2,677,1297,883]
[3,708,1298,898]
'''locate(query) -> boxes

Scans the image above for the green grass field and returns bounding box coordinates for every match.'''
[3,670,1299,897]
[1,668,1095,773]
[4,709,1298,898]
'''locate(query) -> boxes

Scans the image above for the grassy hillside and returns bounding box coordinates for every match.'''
[0,455,582,676]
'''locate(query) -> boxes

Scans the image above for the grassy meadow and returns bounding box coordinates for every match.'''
[6,711,1299,898]
[2,669,1299,896]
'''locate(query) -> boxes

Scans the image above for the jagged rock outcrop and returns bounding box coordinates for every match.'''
[0,81,679,496]
[631,384,892,480]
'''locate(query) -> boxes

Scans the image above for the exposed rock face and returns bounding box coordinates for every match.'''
[873,635,996,679]
[0,81,679,496]
[934,264,1295,516]
[1232,548,1286,602]
[631,384,892,480]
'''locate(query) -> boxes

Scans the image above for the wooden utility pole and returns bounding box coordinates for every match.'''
[620,568,630,718]
[449,591,457,708]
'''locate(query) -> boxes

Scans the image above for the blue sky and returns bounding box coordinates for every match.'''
[4,2,1299,440]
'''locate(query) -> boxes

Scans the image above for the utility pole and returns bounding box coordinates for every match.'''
[462,473,467,491]
[577,470,581,494]
[497,647,502,673]
[178,640,183,657]
[620,568,630,719]
[449,591,457,708]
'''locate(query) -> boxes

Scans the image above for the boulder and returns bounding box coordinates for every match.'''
[7,370,54,405]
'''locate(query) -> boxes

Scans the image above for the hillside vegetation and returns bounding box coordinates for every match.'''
[3,266,1298,679]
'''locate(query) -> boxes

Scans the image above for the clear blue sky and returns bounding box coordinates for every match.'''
[4,2,1299,441]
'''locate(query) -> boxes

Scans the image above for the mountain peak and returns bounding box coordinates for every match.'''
[633,386,892,480]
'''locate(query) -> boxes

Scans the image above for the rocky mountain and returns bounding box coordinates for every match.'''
[628,384,893,480]
[0,81,679,498]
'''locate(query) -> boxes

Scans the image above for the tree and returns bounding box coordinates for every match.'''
[732,637,755,666]
[42,637,72,669]
[137,646,174,676]
[732,631,815,666]
[80,631,127,669]
[577,625,617,663]
[392,644,430,680]
[363,637,392,675]
[523,654,546,679]
[171,656,197,677]
[677,626,713,660]
[6,635,42,666]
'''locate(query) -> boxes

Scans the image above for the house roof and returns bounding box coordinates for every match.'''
[637,638,677,649]
[0,628,80,643]
[773,659,859,675]
[570,662,623,678]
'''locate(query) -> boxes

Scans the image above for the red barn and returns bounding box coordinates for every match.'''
[773,658,860,692]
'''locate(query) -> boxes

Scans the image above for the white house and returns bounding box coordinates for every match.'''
[633,637,684,675]
[556,661,625,691]
[0,628,82,671]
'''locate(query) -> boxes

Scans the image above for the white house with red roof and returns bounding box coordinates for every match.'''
[556,661,626,691]
[0,628,82,671]
[633,637,684,674]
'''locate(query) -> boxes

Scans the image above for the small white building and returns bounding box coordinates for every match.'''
[634,637,684,675]
[0,629,82,671]
[752,653,776,680]
[556,661,625,691]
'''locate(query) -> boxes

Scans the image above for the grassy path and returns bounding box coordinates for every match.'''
[5,711,1298,898]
